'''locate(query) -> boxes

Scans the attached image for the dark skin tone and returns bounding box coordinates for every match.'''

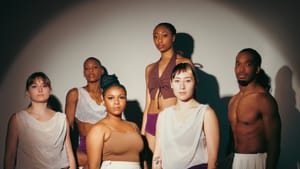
[86,86,143,169]
[141,25,193,152]
[65,58,104,169]
[228,52,281,169]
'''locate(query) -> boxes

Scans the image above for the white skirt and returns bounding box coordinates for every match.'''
[101,161,141,169]
[232,153,267,169]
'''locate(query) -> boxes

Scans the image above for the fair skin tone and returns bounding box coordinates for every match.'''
[65,58,104,168]
[86,86,141,169]
[152,70,219,169]
[141,24,193,152]
[4,78,76,169]
[228,52,281,169]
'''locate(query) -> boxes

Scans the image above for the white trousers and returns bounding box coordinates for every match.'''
[101,161,141,169]
[232,153,267,169]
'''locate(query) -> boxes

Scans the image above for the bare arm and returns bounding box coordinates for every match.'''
[65,120,76,169]
[152,115,162,169]
[65,88,78,129]
[4,113,18,169]
[204,107,220,169]
[86,124,106,169]
[260,94,281,169]
[227,96,236,154]
[141,65,152,135]
[176,54,193,66]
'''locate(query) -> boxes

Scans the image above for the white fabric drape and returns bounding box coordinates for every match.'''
[158,104,209,169]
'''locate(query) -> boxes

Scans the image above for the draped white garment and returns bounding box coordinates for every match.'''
[75,87,125,123]
[16,111,69,169]
[75,87,107,123]
[158,104,209,169]
[232,153,267,169]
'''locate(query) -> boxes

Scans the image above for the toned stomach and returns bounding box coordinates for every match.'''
[77,121,94,136]
[148,97,177,114]
[234,123,267,153]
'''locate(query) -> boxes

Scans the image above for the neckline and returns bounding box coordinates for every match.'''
[172,104,202,121]
[23,110,57,123]
[81,87,103,106]
[157,52,176,79]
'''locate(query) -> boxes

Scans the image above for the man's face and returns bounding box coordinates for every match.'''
[235,52,259,86]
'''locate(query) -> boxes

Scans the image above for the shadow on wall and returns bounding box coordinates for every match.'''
[48,94,63,113]
[275,65,300,169]
[174,32,232,161]
[0,1,82,85]
[124,100,143,129]
[124,100,152,169]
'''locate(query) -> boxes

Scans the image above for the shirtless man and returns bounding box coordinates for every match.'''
[228,48,281,169]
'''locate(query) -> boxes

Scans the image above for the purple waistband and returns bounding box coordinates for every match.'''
[188,163,208,169]
[79,136,87,153]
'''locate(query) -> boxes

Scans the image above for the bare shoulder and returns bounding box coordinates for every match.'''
[8,112,18,124]
[256,92,278,111]
[204,105,218,119]
[92,120,110,132]
[175,54,193,65]
[6,112,19,133]
[127,121,140,131]
[205,105,215,113]
[228,94,238,108]
[146,62,155,72]
[256,91,276,100]
[145,63,156,81]
[87,121,111,143]
[238,91,279,119]
[66,87,78,98]
[89,121,110,138]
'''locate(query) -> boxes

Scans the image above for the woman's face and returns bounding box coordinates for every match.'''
[26,77,51,103]
[104,86,127,116]
[83,59,103,83]
[153,25,175,53]
[171,71,195,102]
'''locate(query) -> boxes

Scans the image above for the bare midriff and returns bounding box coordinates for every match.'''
[229,92,268,154]
[77,121,94,136]
[233,121,267,153]
[148,97,177,114]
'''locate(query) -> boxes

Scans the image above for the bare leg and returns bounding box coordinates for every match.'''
[145,132,155,152]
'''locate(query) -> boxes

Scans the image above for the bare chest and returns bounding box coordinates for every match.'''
[229,96,262,125]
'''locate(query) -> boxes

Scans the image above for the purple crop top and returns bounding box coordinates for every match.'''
[148,53,176,101]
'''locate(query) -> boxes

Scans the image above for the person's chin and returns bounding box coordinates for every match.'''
[237,80,249,86]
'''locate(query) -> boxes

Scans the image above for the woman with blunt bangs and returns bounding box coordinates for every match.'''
[153,63,220,169]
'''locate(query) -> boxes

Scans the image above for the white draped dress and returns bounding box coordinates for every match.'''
[157,104,209,169]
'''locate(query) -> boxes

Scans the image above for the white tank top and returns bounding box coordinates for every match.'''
[75,87,106,124]
[158,104,208,169]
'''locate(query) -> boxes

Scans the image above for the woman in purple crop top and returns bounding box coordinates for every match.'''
[141,22,193,153]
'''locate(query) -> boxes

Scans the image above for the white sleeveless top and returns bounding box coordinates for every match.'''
[75,87,106,124]
[158,104,208,169]
[16,111,69,169]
